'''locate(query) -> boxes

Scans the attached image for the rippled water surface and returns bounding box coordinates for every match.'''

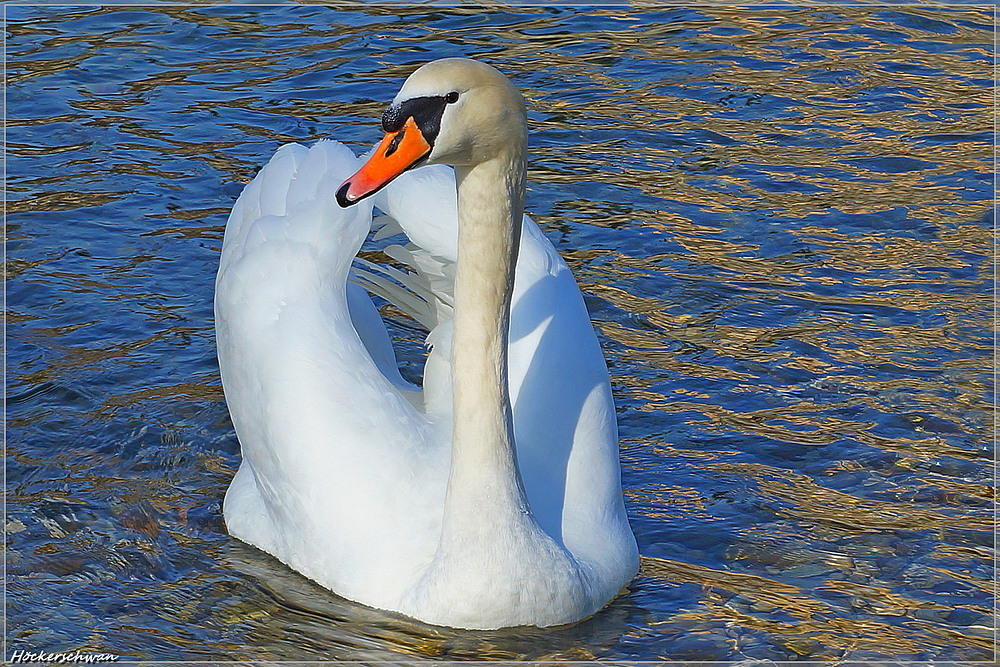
[7,5,995,663]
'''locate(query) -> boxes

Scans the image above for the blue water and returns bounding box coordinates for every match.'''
[7,5,994,662]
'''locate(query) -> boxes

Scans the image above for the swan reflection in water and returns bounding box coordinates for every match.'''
[220,538,639,660]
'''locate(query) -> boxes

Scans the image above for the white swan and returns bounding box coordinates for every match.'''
[215,58,638,630]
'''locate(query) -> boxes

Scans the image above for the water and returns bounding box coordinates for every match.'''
[7,5,994,663]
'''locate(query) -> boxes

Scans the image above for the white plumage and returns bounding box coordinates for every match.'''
[215,59,637,630]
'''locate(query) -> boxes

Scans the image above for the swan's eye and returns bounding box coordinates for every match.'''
[446,91,459,104]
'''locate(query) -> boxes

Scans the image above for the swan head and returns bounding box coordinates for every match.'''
[337,58,527,207]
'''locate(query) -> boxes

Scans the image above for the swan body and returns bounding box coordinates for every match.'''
[216,58,638,629]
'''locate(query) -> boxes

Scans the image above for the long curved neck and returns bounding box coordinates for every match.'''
[443,150,527,532]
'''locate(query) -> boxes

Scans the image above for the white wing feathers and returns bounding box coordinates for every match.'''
[349,239,456,333]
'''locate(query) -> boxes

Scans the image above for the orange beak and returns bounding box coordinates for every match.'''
[336,116,432,207]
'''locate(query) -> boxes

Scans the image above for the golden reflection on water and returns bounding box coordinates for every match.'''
[714,461,989,533]
[641,555,930,656]
[642,549,994,656]
[6,3,994,662]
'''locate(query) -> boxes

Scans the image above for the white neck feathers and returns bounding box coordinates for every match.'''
[441,149,527,535]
